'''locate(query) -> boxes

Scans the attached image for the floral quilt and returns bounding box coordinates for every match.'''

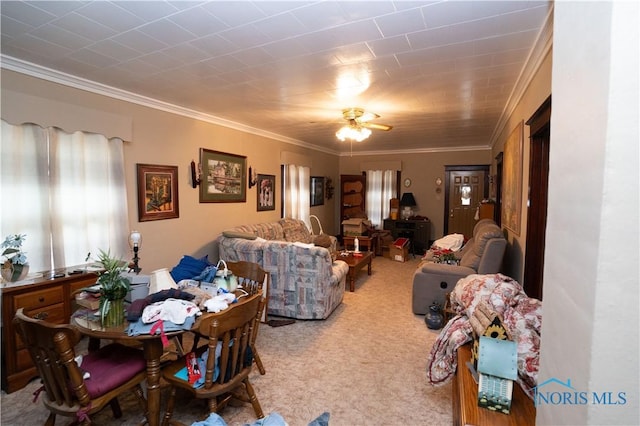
[426,273,542,399]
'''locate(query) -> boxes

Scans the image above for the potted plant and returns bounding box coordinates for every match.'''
[96,249,131,327]
[1,234,29,282]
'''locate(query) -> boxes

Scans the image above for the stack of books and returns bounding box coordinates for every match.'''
[75,287,101,310]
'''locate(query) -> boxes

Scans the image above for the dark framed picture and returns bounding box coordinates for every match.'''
[256,174,276,211]
[199,148,246,203]
[136,163,179,221]
[310,176,325,206]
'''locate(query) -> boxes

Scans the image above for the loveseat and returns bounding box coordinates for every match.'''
[412,219,506,314]
[218,218,348,320]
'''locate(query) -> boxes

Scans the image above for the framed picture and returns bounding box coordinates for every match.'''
[199,148,246,203]
[136,163,179,221]
[502,121,524,235]
[256,174,276,211]
[310,176,325,206]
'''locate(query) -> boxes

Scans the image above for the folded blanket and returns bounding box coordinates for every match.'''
[426,273,542,398]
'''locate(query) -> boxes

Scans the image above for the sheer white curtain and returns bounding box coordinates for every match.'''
[283,164,310,227]
[0,120,129,272]
[366,169,397,228]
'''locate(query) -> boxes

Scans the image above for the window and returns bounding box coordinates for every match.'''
[365,170,398,228]
[1,120,129,273]
[282,164,310,226]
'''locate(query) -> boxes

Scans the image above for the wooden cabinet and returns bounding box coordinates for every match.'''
[1,269,99,393]
[340,174,366,234]
[383,218,431,255]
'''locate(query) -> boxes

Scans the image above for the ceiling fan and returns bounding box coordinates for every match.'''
[341,107,393,132]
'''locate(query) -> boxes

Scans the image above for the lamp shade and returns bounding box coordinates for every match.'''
[129,230,142,248]
[400,192,417,207]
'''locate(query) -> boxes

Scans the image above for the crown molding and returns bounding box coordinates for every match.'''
[340,144,491,157]
[489,4,554,148]
[1,55,341,156]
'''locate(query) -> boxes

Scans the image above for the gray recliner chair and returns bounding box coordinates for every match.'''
[412,219,507,314]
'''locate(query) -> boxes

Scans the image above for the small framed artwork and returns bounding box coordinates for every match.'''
[199,148,247,203]
[257,174,276,211]
[137,163,179,222]
[310,176,325,206]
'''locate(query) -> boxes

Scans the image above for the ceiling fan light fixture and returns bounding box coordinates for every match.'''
[336,125,371,142]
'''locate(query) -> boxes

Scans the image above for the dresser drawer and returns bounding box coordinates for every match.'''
[13,287,64,311]
[15,302,66,351]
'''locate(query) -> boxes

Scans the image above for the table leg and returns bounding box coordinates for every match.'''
[143,339,164,426]
[367,257,372,275]
[349,269,355,292]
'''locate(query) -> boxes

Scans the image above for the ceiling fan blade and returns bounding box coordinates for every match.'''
[361,122,393,131]
[359,111,380,122]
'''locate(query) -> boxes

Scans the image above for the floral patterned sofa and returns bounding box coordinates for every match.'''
[218,218,348,320]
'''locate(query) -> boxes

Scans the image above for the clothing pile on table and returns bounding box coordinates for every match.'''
[125,286,240,339]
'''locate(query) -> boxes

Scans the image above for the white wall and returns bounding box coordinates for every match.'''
[537,2,639,424]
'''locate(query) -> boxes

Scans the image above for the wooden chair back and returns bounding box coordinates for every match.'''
[161,293,266,423]
[13,308,147,425]
[226,260,268,298]
[188,261,268,374]
[13,308,87,408]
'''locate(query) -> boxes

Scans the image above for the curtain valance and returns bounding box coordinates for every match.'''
[1,89,132,141]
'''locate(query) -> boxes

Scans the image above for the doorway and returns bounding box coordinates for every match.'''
[523,96,551,300]
[444,165,490,239]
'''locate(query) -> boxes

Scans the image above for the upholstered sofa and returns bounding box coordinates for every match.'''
[412,219,506,314]
[218,218,348,320]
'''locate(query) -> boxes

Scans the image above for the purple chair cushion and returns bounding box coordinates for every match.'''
[81,343,146,398]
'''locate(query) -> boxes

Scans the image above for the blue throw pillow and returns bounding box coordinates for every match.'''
[170,255,209,282]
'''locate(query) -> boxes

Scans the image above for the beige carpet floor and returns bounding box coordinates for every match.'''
[1,255,452,425]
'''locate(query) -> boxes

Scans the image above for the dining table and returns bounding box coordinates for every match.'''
[70,289,256,426]
[71,310,187,426]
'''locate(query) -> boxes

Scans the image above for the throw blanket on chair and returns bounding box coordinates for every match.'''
[426,273,542,399]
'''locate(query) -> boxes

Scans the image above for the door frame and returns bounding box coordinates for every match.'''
[444,165,490,235]
[523,96,551,300]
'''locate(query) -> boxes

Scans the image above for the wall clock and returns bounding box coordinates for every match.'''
[404,178,411,188]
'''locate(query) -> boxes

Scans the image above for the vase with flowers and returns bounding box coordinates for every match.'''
[96,249,131,327]
[1,234,29,282]
[432,248,460,265]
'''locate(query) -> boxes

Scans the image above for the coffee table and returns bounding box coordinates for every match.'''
[340,251,373,291]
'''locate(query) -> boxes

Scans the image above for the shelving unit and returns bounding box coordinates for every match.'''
[340,174,366,236]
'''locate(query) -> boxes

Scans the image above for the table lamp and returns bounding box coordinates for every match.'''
[400,192,417,220]
[129,230,142,274]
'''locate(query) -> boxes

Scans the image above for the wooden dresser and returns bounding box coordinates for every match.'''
[453,344,536,426]
[1,268,99,393]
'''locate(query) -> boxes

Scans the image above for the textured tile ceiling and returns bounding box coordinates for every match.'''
[1,1,552,155]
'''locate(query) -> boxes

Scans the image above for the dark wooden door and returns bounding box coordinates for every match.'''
[523,96,551,300]
[444,166,490,239]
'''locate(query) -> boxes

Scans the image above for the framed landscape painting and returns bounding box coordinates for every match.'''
[137,163,179,221]
[257,174,275,211]
[199,148,246,203]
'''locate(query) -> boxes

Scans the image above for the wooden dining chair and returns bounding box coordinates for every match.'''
[191,260,268,375]
[161,292,266,425]
[13,308,148,426]
[226,260,268,375]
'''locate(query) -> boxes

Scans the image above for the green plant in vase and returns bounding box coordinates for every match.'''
[96,249,131,327]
